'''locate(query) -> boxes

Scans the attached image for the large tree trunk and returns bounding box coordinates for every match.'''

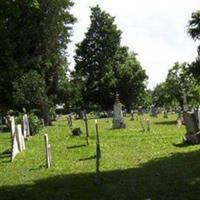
[41,103,52,126]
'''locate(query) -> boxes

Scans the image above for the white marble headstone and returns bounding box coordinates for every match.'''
[10,116,15,137]
[16,124,25,151]
[11,132,20,161]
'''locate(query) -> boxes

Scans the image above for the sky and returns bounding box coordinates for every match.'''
[68,0,200,89]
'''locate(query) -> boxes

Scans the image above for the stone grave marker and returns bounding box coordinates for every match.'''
[23,114,30,138]
[112,93,126,129]
[44,134,52,168]
[11,131,20,161]
[10,116,15,137]
[16,124,25,152]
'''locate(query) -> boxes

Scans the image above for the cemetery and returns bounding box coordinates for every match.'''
[1,1,200,200]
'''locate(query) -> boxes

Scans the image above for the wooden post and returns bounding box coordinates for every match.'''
[44,134,52,168]
[95,119,101,184]
[146,119,150,132]
[84,112,89,145]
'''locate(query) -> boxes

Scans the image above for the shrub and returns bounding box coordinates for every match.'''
[28,113,42,135]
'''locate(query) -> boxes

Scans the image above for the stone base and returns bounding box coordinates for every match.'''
[183,132,200,145]
[112,121,126,129]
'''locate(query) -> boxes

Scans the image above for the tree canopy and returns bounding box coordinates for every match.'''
[0,0,75,123]
[74,5,147,111]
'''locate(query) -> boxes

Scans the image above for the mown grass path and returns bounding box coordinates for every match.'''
[1,115,200,200]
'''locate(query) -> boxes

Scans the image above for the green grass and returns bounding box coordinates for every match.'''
[1,114,200,200]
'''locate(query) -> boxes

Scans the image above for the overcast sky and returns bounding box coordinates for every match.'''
[68,0,200,89]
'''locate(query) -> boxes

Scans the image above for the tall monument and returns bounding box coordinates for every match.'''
[112,93,126,129]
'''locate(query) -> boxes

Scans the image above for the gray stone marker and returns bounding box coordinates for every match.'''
[23,114,30,138]
[112,93,126,129]
[44,134,52,168]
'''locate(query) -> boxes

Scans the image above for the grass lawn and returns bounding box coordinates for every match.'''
[1,114,200,200]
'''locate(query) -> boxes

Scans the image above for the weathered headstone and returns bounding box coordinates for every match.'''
[11,132,20,161]
[183,112,198,134]
[112,93,126,129]
[16,124,25,152]
[10,116,15,137]
[151,107,158,117]
[22,114,30,138]
[44,134,52,168]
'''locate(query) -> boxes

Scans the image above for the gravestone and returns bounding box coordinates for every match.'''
[151,107,158,117]
[182,95,200,144]
[112,93,126,129]
[22,114,30,138]
[44,134,52,168]
[16,124,25,152]
[10,116,15,137]
[11,132,20,161]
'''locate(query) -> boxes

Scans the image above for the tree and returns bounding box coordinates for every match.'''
[165,62,199,109]
[113,48,148,111]
[74,6,148,111]
[74,5,121,110]
[188,10,200,81]
[0,0,75,124]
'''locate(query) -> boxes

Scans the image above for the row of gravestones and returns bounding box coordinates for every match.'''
[9,114,30,161]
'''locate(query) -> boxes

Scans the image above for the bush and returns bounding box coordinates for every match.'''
[15,112,42,135]
[28,113,42,135]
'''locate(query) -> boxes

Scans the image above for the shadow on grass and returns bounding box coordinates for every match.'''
[172,142,191,148]
[1,150,200,200]
[0,149,11,159]
[67,144,87,149]
[154,120,176,126]
[78,155,96,161]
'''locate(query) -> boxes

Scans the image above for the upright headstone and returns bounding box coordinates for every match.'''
[183,112,198,134]
[22,114,30,138]
[44,134,52,168]
[16,124,25,152]
[112,93,126,129]
[151,107,158,117]
[11,132,20,161]
[10,116,15,137]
